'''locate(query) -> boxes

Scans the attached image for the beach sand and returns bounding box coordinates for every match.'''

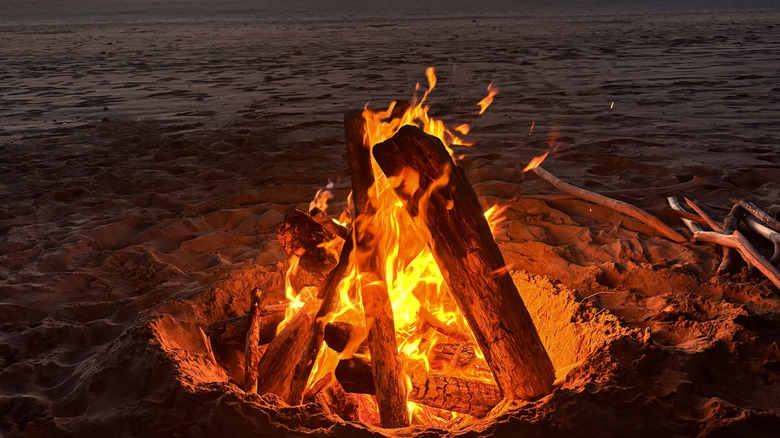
[1,7,780,437]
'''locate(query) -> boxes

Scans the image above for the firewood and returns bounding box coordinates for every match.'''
[336,357,501,417]
[418,306,472,344]
[287,237,354,404]
[532,166,686,243]
[276,208,341,276]
[254,309,315,400]
[311,376,361,422]
[206,306,285,351]
[323,321,369,355]
[373,125,554,400]
[345,110,409,428]
[735,199,780,233]
[243,287,272,392]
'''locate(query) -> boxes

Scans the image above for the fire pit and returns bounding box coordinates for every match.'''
[146,69,637,435]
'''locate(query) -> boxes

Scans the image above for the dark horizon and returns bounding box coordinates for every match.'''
[3,0,779,25]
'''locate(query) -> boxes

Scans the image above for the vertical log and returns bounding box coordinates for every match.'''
[243,287,271,392]
[373,125,554,400]
[345,110,409,428]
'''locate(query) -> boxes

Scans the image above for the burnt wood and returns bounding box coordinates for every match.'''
[254,309,314,400]
[276,208,339,276]
[373,125,555,400]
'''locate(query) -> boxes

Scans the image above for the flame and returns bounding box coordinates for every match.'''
[523,152,549,172]
[280,68,503,425]
[477,82,498,115]
[484,204,508,235]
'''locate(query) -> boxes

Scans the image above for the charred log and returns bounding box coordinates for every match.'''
[276,208,341,276]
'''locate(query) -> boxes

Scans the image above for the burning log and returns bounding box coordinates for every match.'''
[254,309,315,399]
[335,357,501,417]
[323,321,369,355]
[345,110,409,428]
[373,125,555,401]
[532,166,686,243]
[276,208,341,276]
[323,321,488,374]
[288,237,355,404]
[243,287,271,392]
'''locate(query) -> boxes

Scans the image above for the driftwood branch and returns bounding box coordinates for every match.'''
[743,217,780,266]
[717,203,747,274]
[670,197,780,289]
[532,166,686,243]
[374,126,554,401]
[735,199,780,233]
[693,230,780,290]
[243,287,271,392]
[684,198,723,232]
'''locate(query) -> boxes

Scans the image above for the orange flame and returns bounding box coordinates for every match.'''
[477,82,498,115]
[523,152,549,172]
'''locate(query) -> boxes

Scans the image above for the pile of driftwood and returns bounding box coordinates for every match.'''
[528,164,779,288]
[205,110,556,428]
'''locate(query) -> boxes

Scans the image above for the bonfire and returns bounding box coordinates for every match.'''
[190,68,780,432]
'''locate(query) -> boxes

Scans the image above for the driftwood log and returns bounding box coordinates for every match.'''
[345,110,409,428]
[373,125,554,400]
[532,166,686,243]
[736,199,780,233]
[335,357,501,417]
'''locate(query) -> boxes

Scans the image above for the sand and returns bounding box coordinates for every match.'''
[1,7,780,437]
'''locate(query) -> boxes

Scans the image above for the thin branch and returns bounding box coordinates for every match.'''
[532,166,686,243]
